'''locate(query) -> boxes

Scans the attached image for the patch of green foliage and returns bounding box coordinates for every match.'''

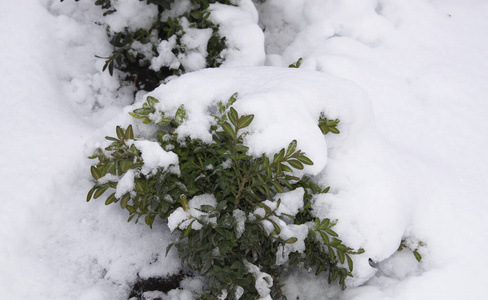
[87,93,360,299]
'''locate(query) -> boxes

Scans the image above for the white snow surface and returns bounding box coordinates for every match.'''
[1,0,488,299]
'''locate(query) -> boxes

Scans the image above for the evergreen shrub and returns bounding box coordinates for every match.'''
[87,93,364,299]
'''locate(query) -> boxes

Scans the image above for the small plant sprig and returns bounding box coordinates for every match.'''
[86,124,140,207]
[87,93,360,299]
[398,239,424,262]
[288,58,302,68]
[318,115,340,135]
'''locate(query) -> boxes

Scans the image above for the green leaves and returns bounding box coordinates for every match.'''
[130,96,187,128]
[318,116,341,135]
[219,104,254,140]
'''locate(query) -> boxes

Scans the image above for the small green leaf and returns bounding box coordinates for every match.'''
[227,92,238,107]
[116,126,124,140]
[105,161,117,174]
[280,163,293,173]
[228,107,238,126]
[346,254,354,271]
[105,192,116,205]
[147,96,159,107]
[90,166,102,180]
[355,248,365,255]
[218,101,225,114]
[268,219,281,235]
[286,140,297,156]
[329,127,340,134]
[320,231,330,245]
[182,221,194,237]
[108,60,114,76]
[133,107,153,116]
[86,186,96,202]
[413,250,422,262]
[127,214,136,223]
[289,58,302,68]
[315,264,324,276]
[324,228,339,237]
[237,114,254,129]
[129,112,145,119]
[297,155,314,165]
[145,214,156,228]
[221,122,235,138]
[174,105,186,126]
[120,193,130,209]
[321,218,331,229]
[124,124,134,140]
[328,246,336,261]
[285,237,298,244]
[94,185,109,199]
[119,160,133,173]
[288,159,304,170]
[105,136,119,142]
[198,205,214,213]
[216,200,227,210]
[272,181,284,193]
[165,242,175,257]
[274,148,286,163]
[157,116,172,126]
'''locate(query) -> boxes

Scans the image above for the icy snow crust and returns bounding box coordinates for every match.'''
[2,0,488,299]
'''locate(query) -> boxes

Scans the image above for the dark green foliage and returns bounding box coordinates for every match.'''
[87,93,362,299]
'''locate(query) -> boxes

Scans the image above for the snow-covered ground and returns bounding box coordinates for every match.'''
[1,0,488,299]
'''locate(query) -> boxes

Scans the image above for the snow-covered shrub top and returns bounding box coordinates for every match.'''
[146,67,371,169]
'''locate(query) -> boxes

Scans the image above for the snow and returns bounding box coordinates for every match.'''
[132,140,180,176]
[178,19,213,72]
[233,209,246,238]
[210,0,266,67]
[244,261,274,299]
[167,194,218,232]
[104,0,159,33]
[2,0,488,299]
[151,35,180,72]
[274,188,305,218]
[275,223,309,266]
